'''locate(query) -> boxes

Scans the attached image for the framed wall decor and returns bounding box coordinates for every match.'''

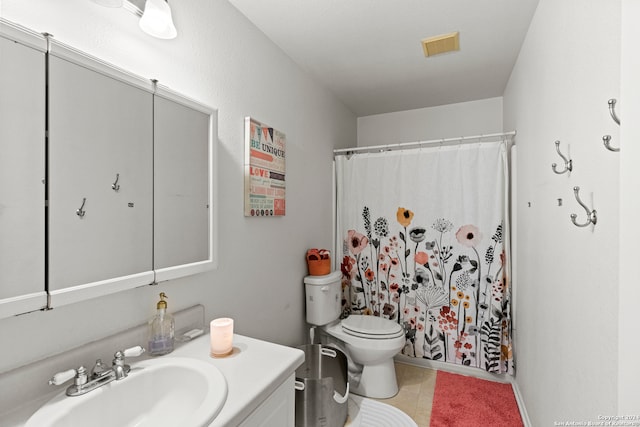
[244,117,286,216]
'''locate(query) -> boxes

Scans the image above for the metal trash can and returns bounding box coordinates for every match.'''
[295,344,349,427]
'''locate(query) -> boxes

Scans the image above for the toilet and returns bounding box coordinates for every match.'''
[304,271,405,399]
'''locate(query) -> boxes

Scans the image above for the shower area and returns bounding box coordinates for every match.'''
[334,133,515,375]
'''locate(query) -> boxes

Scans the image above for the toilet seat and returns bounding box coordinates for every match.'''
[341,315,404,340]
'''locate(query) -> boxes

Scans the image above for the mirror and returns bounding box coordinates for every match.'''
[0,19,216,318]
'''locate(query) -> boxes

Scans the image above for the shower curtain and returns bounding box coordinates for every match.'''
[335,140,514,375]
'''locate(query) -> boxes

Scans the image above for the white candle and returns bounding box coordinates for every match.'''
[210,318,234,356]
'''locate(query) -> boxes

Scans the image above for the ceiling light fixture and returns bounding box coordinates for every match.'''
[138,0,177,40]
[91,0,177,40]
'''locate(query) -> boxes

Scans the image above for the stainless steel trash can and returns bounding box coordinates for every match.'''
[295,344,349,427]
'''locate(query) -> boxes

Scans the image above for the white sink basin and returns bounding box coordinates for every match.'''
[25,357,227,427]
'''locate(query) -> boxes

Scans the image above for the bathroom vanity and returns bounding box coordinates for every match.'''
[0,333,304,427]
[173,334,304,427]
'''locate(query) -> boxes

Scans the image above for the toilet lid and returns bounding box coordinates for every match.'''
[341,315,404,339]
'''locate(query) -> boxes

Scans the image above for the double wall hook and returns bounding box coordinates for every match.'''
[76,197,87,218]
[603,99,621,152]
[552,140,572,174]
[570,186,597,228]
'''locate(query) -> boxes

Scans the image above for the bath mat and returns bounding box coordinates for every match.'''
[346,395,417,427]
[429,371,523,427]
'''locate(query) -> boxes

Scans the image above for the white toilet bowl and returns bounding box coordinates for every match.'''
[304,273,406,398]
[321,314,405,398]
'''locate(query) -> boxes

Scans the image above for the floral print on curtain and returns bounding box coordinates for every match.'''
[341,209,513,374]
[336,141,514,375]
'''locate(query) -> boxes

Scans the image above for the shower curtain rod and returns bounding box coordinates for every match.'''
[333,130,516,156]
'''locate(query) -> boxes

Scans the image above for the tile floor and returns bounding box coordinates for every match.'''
[374,362,438,427]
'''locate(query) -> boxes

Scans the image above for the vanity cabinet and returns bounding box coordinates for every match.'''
[0,22,47,318]
[47,42,155,307]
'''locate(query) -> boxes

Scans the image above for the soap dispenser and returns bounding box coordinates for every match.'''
[148,292,175,356]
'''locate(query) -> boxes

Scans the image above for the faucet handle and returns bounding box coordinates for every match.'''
[111,346,145,381]
[123,345,145,358]
[113,345,145,363]
[114,345,145,361]
[48,368,79,386]
[112,345,145,370]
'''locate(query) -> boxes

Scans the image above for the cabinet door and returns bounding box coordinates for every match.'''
[47,43,154,307]
[154,89,215,282]
[0,23,47,319]
[238,374,295,427]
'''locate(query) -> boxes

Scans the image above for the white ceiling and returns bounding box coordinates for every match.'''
[227,0,540,117]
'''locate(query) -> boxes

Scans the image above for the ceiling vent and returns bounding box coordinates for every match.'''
[421,32,460,57]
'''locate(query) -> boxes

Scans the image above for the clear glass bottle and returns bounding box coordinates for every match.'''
[148,292,175,356]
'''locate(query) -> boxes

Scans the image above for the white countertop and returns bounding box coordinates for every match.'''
[173,334,304,426]
[1,334,305,427]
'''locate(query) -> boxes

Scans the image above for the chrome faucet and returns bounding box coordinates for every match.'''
[48,345,145,396]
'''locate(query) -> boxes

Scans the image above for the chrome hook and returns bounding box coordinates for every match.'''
[602,135,619,152]
[551,140,572,174]
[570,186,597,228]
[608,99,620,125]
[111,173,120,191]
[76,197,86,218]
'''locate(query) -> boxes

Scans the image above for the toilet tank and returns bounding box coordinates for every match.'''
[304,271,342,326]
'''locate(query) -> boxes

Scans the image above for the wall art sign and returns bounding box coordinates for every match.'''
[244,117,286,216]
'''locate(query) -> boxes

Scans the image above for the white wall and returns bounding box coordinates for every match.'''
[503,0,620,424]
[357,97,503,146]
[0,0,355,374]
[618,0,640,414]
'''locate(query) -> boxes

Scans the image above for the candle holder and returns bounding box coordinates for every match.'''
[210,318,234,357]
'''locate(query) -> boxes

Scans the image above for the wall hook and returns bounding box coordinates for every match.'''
[570,186,597,228]
[602,135,619,152]
[76,197,87,218]
[608,99,620,125]
[551,140,572,174]
[112,173,120,191]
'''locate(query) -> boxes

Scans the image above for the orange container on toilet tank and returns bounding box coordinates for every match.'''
[306,249,331,276]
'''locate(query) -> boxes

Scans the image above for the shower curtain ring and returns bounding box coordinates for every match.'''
[570,186,597,228]
[551,140,572,174]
